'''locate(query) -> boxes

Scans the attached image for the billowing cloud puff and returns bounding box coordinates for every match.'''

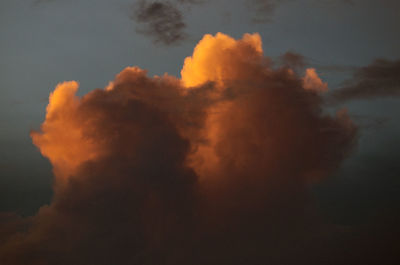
[303,68,329,92]
[181,33,264,87]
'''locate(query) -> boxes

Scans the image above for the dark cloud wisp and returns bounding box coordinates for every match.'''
[131,0,187,45]
[278,51,308,70]
[331,58,400,102]
[246,0,290,23]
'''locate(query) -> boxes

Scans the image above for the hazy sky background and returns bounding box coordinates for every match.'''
[1,0,399,224]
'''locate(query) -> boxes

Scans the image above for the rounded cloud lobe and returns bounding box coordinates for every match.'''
[0,33,360,265]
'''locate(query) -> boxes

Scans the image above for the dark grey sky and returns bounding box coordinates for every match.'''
[0,0,399,232]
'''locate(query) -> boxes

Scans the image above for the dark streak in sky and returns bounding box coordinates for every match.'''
[331,59,400,102]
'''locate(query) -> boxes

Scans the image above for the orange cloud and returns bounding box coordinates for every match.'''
[1,33,360,265]
[302,68,328,92]
[181,33,264,87]
[31,81,102,180]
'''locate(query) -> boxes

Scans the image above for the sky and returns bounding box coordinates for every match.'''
[0,0,400,264]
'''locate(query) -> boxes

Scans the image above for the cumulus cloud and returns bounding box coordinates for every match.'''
[330,58,400,102]
[0,33,361,265]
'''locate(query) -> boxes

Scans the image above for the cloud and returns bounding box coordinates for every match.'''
[330,58,400,102]
[278,51,308,70]
[314,64,356,73]
[303,68,328,92]
[277,52,356,75]
[246,0,356,23]
[277,52,328,92]
[131,0,189,45]
[32,0,201,45]
[0,33,361,265]
[246,0,291,23]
